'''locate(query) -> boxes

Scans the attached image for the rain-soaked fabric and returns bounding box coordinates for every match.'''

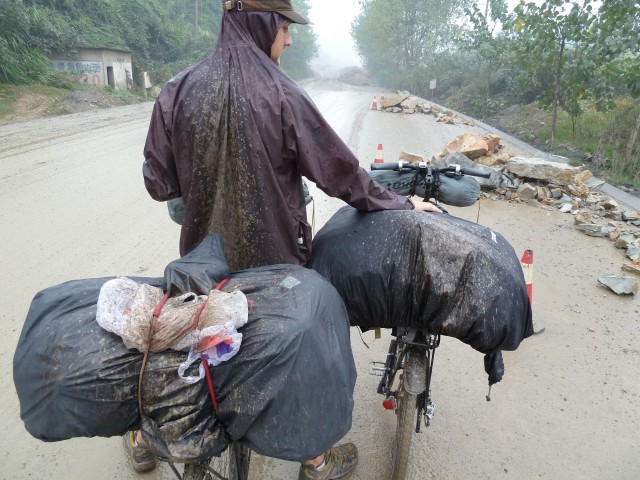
[309,207,534,384]
[14,266,356,462]
[143,11,413,271]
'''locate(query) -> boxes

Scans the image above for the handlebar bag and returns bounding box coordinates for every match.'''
[370,169,481,207]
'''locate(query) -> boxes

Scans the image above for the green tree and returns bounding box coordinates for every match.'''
[281,0,318,79]
[352,0,470,94]
[509,0,598,144]
[462,0,510,102]
[590,0,640,97]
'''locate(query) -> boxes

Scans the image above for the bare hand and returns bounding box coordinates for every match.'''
[412,200,442,213]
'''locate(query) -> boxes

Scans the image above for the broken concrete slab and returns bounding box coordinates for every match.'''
[506,157,581,186]
[597,274,639,295]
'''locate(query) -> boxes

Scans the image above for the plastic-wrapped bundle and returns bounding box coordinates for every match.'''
[309,207,533,384]
[13,236,356,463]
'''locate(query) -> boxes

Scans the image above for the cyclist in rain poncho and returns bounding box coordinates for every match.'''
[140,1,441,478]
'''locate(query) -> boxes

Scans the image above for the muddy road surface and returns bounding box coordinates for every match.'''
[1,80,638,480]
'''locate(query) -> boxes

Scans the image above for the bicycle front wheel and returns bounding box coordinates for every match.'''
[183,443,252,480]
[390,381,417,480]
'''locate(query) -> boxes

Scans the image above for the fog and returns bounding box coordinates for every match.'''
[307,0,362,75]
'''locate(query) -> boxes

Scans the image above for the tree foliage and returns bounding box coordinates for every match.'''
[352,0,470,94]
[281,0,318,79]
[0,1,76,83]
[507,0,599,143]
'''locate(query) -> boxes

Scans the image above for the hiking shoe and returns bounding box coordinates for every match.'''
[298,443,359,480]
[123,430,157,473]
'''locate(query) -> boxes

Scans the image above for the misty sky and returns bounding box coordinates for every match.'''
[307,0,362,69]
[305,0,535,70]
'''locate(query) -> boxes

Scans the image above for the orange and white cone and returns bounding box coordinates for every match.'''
[521,249,545,334]
[371,96,378,110]
[374,144,384,164]
[380,94,385,105]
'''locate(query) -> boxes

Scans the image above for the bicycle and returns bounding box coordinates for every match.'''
[368,160,492,480]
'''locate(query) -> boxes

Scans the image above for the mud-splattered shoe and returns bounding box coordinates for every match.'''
[123,430,157,473]
[298,443,358,480]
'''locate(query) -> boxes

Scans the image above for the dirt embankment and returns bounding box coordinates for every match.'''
[0,87,147,125]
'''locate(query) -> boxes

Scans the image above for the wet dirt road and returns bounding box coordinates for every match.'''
[1,80,638,480]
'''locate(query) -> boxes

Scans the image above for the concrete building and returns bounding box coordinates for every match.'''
[50,48,134,90]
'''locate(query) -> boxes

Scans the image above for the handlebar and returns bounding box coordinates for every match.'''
[370,161,492,179]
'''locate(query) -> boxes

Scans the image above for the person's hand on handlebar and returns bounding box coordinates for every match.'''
[412,200,442,213]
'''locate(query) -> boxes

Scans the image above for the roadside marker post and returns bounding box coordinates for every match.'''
[521,249,545,334]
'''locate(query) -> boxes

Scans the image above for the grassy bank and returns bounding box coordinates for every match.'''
[487,98,640,187]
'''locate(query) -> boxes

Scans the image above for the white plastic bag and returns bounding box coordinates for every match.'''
[177,323,243,383]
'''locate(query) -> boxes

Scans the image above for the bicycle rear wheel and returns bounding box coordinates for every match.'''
[183,443,252,480]
[390,380,417,480]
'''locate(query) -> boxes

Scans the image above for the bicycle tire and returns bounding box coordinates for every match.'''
[183,443,252,480]
[390,380,417,480]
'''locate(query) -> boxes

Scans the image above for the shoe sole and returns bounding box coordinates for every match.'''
[329,464,357,479]
[131,460,157,473]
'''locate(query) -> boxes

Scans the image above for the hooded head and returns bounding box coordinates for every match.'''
[219,1,308,59]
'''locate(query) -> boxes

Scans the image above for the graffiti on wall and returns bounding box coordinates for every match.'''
[51,60,103,86]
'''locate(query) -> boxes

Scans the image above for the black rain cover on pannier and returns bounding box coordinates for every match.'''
[14,261,355,463]
[309,206,533,384]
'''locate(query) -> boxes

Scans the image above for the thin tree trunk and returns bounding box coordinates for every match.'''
[625,111,640,166]
[486,58,492,101]
[551,38,566,146]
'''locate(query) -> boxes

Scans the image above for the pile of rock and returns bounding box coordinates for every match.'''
[380,91,474,126]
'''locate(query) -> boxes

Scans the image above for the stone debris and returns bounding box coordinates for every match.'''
[597,275,639,295]
[379,90,469,125]
[399,151,424,163]
[622,262,640,276]
[628,245,640,261]
[441,132,488,159]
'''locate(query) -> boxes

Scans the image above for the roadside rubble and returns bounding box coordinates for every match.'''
[378,90,475,126]
[395,130,640,296]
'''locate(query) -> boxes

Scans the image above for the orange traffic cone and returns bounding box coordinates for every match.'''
[371,96,378,110]
[521,249,545,333]
[374,144,384,164]
[380,94,385,105]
